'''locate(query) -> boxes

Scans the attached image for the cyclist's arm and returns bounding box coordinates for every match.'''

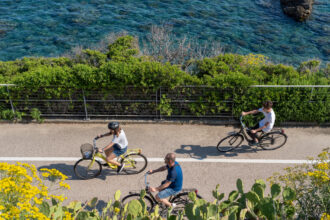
[150,166,167,173]
[156,181,171,191]
[102,142,114,152]
[98,132,112,138]
[242,109,259,115]
[254,122,269,132]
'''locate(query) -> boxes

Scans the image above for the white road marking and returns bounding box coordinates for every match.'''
[0,157,322,164]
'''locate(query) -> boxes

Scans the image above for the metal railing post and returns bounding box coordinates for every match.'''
[82,89,89,120]
[155,88,158,119]
[159,86,162,120]
[309,87,314,102]
[6,85,15,117]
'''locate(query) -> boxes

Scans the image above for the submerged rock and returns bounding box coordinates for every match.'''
[281,0,314,22]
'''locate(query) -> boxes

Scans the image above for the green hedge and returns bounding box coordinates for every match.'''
[0,36,329,122]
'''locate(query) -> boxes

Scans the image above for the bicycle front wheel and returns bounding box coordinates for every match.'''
[73,159,102,179]
[217,134,244,152]
[120,153,148,175]
[259,132,287,150]
[122,194,154,212]
[170,192,202,215]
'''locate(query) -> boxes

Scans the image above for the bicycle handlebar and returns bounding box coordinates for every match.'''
[240,115,248,130]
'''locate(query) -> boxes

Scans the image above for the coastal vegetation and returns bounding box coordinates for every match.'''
[0,35,329,123]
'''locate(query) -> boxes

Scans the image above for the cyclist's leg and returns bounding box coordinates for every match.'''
[104,145,121,167]
[248,124,260,142]
[156,188,177,207]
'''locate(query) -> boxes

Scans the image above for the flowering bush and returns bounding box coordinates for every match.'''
[0,162,70,220]
[268,148,330,219]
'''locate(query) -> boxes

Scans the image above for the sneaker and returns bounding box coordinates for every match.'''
[117,163,125,173]
[248,140,258,146]
[252,141,259,146]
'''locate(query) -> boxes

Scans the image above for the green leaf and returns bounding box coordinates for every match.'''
[239,208,248,220]
[236,179,244,194]
[76,211,89,220]
[207,204,218,217]
[270,184,281,199]
[245,191,259,206]
[251,184,264,199]
[140,189,146,199]
[259,198,276,220]
[228,191,239,202]
[283,187,296,201]
[39,201,50,217]
[188,191,197,202]
[87,197,98,208]
[51,198,58,206]
[114,190,121,201]
[127,200,142,217]
[255,179,266,189]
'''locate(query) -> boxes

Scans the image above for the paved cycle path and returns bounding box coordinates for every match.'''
[0,123,329,204]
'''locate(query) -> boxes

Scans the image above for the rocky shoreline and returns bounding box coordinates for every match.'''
[281,0,314,21]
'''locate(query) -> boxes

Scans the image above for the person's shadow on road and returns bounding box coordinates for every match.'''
[37,163,123,181]
[175,144,262,159]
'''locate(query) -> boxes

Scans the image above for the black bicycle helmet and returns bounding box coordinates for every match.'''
[108,122,119,130]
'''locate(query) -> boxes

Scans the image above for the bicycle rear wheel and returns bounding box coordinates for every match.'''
[121,194,154,212]
[259,131,287,150]
[217,134,244,152]
[73,159,102,179]
[120,153,148,175]
[170,192,202,215]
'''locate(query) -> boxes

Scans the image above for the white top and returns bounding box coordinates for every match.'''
[258,108,275,132]
[112,129,128,149]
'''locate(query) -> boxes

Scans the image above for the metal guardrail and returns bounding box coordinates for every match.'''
[0,84,329,120]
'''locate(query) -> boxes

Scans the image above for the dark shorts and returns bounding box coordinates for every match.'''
[113,143,127,157]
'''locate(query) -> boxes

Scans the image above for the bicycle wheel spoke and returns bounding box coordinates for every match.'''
[121,154,147,175]
[217,134,243,152]
[260,132,287,150]
[122,194,153,212]
[74,159,102,179]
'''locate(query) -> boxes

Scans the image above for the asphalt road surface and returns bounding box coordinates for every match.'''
[0,123,329,208]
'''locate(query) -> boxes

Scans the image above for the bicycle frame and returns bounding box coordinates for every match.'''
[238,115,284,142]
[131,173,198,204]
[236,116,253,142]
[87,138,142,170]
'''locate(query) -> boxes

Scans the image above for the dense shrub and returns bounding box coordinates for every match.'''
[268,148,330,219]
[0,36,329,122]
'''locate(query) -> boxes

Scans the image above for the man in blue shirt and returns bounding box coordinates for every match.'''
[148,153,183,208]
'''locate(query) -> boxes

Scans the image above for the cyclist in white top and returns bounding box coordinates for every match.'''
[242,100,275,145]
[97,122,128,173]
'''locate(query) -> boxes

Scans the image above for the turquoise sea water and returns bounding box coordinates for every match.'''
[0,0,329,65]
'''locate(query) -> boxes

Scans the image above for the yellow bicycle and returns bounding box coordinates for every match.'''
[74,137,148,179]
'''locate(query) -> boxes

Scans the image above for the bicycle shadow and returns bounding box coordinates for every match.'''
[37,163,126,181]
[175,144,263,159]
[217,144,263,157]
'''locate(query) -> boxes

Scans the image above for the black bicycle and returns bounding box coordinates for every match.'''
[217,116,287,152]
[122,173,202,216]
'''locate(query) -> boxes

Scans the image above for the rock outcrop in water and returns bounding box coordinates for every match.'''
[281,0,314,22]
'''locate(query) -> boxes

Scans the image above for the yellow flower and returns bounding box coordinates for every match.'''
[321,213,330,220]
[114,207,120,213]
[63,211,73,220]
[315,162,329,170]
[0,162,70,219]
